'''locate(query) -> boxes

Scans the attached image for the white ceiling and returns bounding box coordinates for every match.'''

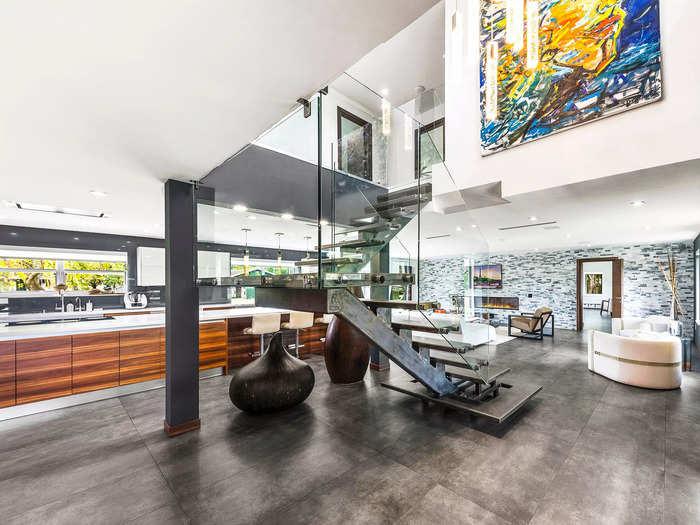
[0,0,439,238]
[397,159,700,257]
[345,1,445,109]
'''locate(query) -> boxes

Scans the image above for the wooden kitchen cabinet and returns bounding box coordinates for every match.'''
[0,340,15,408]
[16,336,72,404]
[199,320,228,373]
[72,332,119,394]
[119,328,162,385]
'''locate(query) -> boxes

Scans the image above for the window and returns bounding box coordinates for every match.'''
[0,258,56,292]
[337,107,372,180]
[0,250,126,294]
[414,117,445,179]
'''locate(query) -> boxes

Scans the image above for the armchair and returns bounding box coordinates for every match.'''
[508,308,553,340]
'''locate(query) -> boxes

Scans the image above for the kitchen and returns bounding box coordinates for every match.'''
[0,225,327,419]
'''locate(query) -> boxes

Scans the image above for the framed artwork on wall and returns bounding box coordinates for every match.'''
[479,0,662,156]
[585,273,604,295]
[474,264,503,289]
[414,118,445,179]
[337,107,372,180]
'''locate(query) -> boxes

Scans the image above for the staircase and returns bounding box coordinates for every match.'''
[294,182,432,274]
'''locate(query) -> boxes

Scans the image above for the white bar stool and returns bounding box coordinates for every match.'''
[281,311,315,357]
[244,313,281,357]
[314,314,334,344]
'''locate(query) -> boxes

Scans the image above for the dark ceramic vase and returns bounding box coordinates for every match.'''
[229,332,315,414]
[324,316,370,384]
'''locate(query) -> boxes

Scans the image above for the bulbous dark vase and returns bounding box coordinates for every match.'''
[229,332,315,414]
[324,316,370,384]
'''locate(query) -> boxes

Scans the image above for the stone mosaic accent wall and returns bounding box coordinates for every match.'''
[419,241,696,334]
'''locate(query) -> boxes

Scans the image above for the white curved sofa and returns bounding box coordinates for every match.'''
[588,330,682,389]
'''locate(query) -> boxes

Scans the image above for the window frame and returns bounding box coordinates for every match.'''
[337,106,373,181]
[414,117,445,179]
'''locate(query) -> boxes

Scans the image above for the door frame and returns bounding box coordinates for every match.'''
[337,106,372,181]
[576,257,624,331]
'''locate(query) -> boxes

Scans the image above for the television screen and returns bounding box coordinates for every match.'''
[473,264,502,289]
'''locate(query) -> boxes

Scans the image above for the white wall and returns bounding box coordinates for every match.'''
[443,0,700,198]
[581,260,613,306]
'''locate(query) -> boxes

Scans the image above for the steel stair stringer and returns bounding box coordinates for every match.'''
[255,287,457,397]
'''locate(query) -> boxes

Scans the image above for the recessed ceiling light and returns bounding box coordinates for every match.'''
[233,204,248,212]
[534,248,539,251]
[645,225,651,231]
[73,237,80,241]
[248,215,256,220]
[587,243,592,247]
[630,200,646,207]
[456,226,463,232]
[471,224,478,228]
[89,190,108,198]
[529,216,538,221]
[9,232,17,236]
[281,213,293,220]
[320,219,329,226]
[566,233,572,238]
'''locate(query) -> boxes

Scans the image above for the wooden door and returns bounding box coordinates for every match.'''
[0,341,15,408]
[612,259,624,318]
[16,336,72,404]
[72,332,119,394]
[119,328,162,385]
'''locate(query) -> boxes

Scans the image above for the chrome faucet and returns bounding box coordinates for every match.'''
[76,297,82,312]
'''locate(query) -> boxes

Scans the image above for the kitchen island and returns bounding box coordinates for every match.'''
[0,306,327,416]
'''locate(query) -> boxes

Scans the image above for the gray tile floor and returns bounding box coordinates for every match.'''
[1,330,699,524]
[583,308,613,333]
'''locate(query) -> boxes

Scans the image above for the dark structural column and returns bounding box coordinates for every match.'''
[164,179,200,436]
[369,244,391,371]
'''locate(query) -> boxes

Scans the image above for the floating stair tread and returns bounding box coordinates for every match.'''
[381,379,542,424]
[335,222,396,235]
[317,239,385,250]
[361,299,439,311]
[376,183,433,203]
[294,257,363,267]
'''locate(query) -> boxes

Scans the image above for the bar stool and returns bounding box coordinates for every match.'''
[244,313,281,358]
[281,311,314,358]
[314,314,334,344]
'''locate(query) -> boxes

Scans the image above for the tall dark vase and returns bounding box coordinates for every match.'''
[229,332,315,414]
[324,316,370,384]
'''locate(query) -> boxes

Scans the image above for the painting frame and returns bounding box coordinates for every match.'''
[479,0,663,156]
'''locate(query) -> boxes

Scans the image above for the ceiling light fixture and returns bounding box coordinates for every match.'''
[304,235,312,260]
[380,88,389,97]
[506,0,524,53]
[73,237,79,241]
[15,202,108,218]
[233,204,248,212]
[320,219,329,226]
[275,232,284,273]
[485,39,499,121]
[566,233,572,238]
[630,200,646,207]
[526,0,540,70]
[248,215,256,220]
[381,98,391,136]
[645,225,651,231]
[89,190,108,198]
[10,232,17,236]
[456,226,463,232]
[281,213,293,220]
[241,227,251,275]
[529,216,538,221]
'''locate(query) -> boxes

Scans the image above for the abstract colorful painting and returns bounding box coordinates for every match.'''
[480,0,662,155]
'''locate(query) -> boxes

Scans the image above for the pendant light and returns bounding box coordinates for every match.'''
[275,232,284,274]
[241,227,251,276]
[527,0,539,70]
[506,0,524,53]
[485,11,499,122]
[381,98,391,136]
[304,235,312,260]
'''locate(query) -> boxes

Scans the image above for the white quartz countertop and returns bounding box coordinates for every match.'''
[0,307,289,341]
